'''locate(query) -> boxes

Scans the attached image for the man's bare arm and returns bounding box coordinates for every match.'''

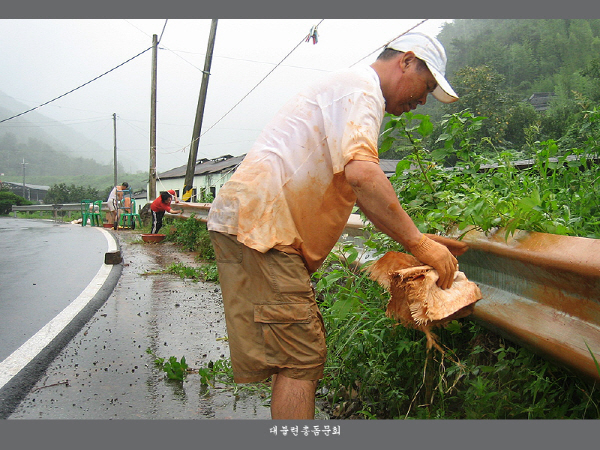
[344,159,457,289]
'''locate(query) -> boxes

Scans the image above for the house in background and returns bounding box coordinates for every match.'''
[527,92,556,112]
[153,154,405,204]
[132,189,148,212]
[1,181,49,203]
[152,154,245,202]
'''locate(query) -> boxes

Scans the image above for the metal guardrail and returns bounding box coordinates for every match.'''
[13,201,600,380]
[176,202,211,222]
[11,203,109,220]
[343,218,600,382]
[451,228,600,382]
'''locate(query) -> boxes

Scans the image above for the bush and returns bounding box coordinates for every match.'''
[166,215,215,261]
[314,109,600,419]
[0,191,32,215]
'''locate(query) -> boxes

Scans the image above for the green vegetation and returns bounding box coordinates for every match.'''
[315,247,600,419]
[147,349,190,382]
[138,216,219,282]
[145,348,270,397]
[43,183,101,204]
[384,19,600,161]
[164,215,218,281]
[0,132,148,193]
[0,189,32,215]
[142,262,218,283]
[382,109,600,240]
[313,108,600,419]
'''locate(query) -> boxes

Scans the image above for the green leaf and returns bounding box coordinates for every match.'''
[379,136,394,153]
[345,247,359,265]
[417,116,434,137]
[395,160,411,174]
[430,148,449,160]
[330,297,362,320]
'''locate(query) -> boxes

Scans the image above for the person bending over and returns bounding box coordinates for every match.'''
[150,191,182,234]
[207,32,460,420]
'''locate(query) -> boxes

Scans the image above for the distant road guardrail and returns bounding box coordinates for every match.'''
[12,203,109,220]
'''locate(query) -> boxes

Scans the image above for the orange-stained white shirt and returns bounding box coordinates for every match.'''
[207,66,385,273]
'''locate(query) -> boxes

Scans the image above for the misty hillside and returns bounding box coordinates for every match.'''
[0,91,151,190]
[0,92,128,189]
[0,91,116,165]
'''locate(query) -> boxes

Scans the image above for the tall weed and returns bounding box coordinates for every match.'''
[315,247,600,419]
[166,214,215,260]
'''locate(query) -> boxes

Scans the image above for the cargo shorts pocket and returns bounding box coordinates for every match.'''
[254,302,326,367]
[210,231,243,264]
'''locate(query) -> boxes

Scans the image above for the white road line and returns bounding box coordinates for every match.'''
[0,228,118,390]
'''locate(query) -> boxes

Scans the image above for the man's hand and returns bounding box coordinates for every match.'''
[424,234,469,256]
[408,235,458,289]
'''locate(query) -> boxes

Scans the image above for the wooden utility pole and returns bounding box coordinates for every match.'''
[182,19,218,202]
[113,113,117,187]
[149,34,158,201]
[21,158,28,199]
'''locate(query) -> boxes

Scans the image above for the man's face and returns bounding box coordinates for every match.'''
[384,56,437,116]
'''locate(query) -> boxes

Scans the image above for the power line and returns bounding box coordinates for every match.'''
[0,46,153,124]
[197,19,427,145]
[350,19,429,67]
[197,20,325,140]
[163,46,331,73]
[158,19,168,44]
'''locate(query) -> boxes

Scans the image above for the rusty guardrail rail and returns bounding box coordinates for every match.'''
[176,202,211,222]
[449,227,600,382]
[342,215,600,382]
[14,201,600,380]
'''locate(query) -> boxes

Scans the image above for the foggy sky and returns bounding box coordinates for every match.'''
[0,19,448,173]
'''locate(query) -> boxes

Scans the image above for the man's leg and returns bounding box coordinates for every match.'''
[270,373,317,420]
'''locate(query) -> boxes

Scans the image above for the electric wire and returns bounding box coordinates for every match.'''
[158,19,168,44]
[349,19,429,67]
[197,19,427,148]
[0,46,153,124]
[195,19,325,142]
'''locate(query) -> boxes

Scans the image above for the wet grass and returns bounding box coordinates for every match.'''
[313,247,600,419]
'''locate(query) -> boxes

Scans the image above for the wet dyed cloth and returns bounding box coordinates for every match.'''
[207,65,385,273]
[366,251,482,350]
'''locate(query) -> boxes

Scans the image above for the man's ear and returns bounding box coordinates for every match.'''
[401,51,418,70]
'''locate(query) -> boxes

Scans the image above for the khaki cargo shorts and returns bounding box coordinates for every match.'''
[209,231,326,383]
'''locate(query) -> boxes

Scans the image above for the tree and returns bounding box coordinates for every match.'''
[0,191,32,215]
[44,183,101,204]
[442,65,517,149]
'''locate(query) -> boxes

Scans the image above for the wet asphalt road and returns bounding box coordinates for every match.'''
[2,224,271,420]
[0,217,112,361]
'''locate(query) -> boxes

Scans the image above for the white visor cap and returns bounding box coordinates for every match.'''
[386,32,458,103]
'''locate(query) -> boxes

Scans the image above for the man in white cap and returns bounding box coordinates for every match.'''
[207,31,459,419]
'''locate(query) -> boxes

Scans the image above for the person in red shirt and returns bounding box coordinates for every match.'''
[150,190,182,234]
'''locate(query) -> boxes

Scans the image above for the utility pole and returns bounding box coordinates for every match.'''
[149,33,158,201]
[113,113,118,187]
[21,158,28,199]
[182,19,218,202]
